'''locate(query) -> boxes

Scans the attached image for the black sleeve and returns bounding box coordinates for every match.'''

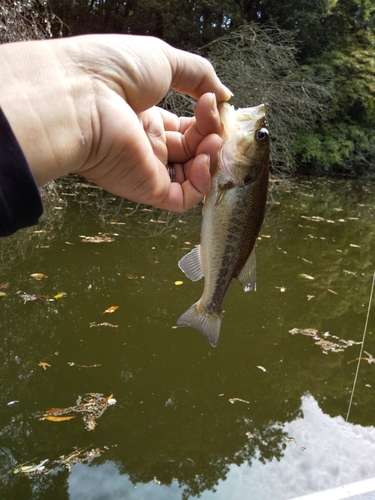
[0,107,43,237]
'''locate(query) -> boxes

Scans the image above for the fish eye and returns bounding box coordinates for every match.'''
[256,128,269,144]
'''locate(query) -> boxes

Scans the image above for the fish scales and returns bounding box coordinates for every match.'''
[176,102,270,347]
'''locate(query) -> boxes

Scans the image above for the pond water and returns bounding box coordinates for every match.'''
[1,177,375,499]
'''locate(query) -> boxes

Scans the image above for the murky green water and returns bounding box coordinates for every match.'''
[1,177,375,499]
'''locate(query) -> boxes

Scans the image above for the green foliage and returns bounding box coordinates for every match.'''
[294,123,375,174]
[295,10,375,174]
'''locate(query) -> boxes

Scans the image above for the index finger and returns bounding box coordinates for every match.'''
[166,47,233,102]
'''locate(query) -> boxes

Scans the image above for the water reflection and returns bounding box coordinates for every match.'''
[67,395,375,500]
[1,177,375,499]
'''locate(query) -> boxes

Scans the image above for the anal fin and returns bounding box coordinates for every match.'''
[236,250,257,292]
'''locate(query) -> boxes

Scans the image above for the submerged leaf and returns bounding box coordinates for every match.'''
[54,292,67,299]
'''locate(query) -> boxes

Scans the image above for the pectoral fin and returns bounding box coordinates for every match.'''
[236,250,257,292]
[178,245,203,281]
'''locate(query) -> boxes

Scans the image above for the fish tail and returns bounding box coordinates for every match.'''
[176,302,222,347]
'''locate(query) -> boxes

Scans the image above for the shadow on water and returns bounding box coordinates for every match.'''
[1,177,375,499]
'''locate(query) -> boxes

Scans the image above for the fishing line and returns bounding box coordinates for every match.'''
[332,266,375,487]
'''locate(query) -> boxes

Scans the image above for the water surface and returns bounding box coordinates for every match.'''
[1,177,375,499]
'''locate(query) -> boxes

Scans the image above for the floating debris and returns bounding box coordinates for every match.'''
[38,393,116,431]
[89,322,118,328]
[13,445,108,476]
[299,274,315,280]
[67,362,101,368]
[38,362,51,370]
[348,351,375,365]
[81,235,115,243]
[228,397,249,404]
[30,273,48,280]
[18,293,37,303]
[257,366,267,372]
[289,328,361,354]
[14,459,49,476]
[300,215,325,222]
[102,306,119,315]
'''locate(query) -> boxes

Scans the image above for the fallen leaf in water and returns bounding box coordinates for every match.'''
[45,408,63,415]
[257,366,267,372]
[349,243,361,248]
[30,273,48,280]
[0,283,9,289]
[38,393,116,431]
[7,400,19,406]
[43,415,76,422]
[54,292,67,299]
[38,362,51,370]
[0,291,6,297]
[174,281,183,286]
[102,306,119,314]
[14,459,49,475]
[299,274,315,280]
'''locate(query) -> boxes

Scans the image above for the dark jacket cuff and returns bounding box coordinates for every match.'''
[0,107,43,237]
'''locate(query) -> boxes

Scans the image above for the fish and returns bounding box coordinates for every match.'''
[176,102,270,347]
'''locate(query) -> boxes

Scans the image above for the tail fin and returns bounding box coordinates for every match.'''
[176,302,222,347]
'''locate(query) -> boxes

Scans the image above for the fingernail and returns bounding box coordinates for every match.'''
[223,85,234,99]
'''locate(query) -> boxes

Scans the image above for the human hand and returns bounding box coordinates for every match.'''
[0,35,231,211]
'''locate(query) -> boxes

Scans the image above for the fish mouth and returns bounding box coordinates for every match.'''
[218,103,267,181]
[219,103,266,140]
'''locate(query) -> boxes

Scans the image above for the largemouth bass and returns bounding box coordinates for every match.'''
[176,102,270,347]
